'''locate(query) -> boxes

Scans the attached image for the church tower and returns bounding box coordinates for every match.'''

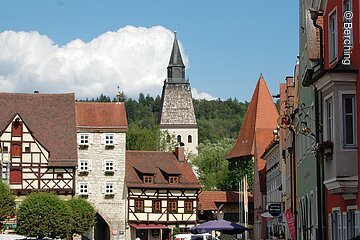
[159,32,198,154]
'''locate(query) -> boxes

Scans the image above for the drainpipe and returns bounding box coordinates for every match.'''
[310,8,326,240]
[288,125,297,239]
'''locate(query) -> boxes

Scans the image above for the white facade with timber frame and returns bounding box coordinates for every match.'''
[126,148,201,240]
[0,93,78,198]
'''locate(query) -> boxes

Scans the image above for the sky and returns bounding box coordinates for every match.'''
[0,0,299,102]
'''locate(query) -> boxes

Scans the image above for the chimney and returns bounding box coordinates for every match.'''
[174,146,186,162]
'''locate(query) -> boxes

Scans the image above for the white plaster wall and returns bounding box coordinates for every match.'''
[164,128,198,155]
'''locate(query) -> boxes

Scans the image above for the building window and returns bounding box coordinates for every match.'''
[177,135,181,143]
[24,146,30,153]
[169,176,179,184]
[343,95,356,147]
[343,0,353,41]
[331,210,341,240]
[188,135,192,143]
[79,183,89,195]
[12,120,23,137]
[2,163,9,181]
[2,146,8,153]
[184,201,193,213]
[104,182,114,195]
[79,160,89,172]
[325,97,334,141]
[168,200,178,213]
[135,199,144,213]
[152,200,161,213]
[79,133,90,145]
[143,175,154,183]
[103,159,114,172]
[347,209,357,238]
[329,10,338,62]
[104,133,115,145]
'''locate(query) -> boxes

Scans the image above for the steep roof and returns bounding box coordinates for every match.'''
[75,102,128,131]
[126,150,201,189]
[168,32,185,67]
[227,75,279,159]
[198,191,254,211]
[0,93,77,167]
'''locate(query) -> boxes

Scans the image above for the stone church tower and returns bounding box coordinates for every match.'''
[159,32,198,154]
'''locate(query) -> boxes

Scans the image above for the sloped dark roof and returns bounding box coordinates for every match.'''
[0,93,77,167]
[198,191,254,211]
[168,33,185,67]
[76,102,128,131]
[227,75,278,160]
[126,150,201,189]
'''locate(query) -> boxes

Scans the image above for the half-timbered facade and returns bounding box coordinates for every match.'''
[126,147,201,240]
[0,93,77,197]
[75,102,128,240]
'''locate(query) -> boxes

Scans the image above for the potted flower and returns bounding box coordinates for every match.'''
[313,140,333,157]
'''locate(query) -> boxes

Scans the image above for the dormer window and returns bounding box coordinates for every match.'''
[169,176,179,184]
[143,175,154,183]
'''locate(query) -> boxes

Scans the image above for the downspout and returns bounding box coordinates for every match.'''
[310,8,326,240]
[288,125,297,239]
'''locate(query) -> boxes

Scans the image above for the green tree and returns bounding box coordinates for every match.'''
[66,198,96,236]
[191,139,235,190]
[126,124,159,150]
[0,181,16,221]
[226,157,254,192]
[16,192,73,238]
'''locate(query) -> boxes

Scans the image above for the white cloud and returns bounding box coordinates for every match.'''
[0,25,215,100]
[192,88,216,100]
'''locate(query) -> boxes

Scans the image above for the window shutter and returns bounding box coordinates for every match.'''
[355,210,360,236]
[342,212,347,240]
[89,133,94,144]
[87,159,92,171]
[328,213,332,240]
[102,183,106,194]
[101,134,105,145]
[102,160,106,171]
[76,183,79,195]
[114,134,118,145]
[338,212,342,240]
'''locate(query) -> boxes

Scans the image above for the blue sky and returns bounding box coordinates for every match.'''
[0,0,299,102]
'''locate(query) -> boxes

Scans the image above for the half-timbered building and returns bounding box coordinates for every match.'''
[126,147,201,240]
[75,102,128,240]
[0,93,77,197]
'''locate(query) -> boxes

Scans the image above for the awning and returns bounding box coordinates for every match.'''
[130,223,167,229]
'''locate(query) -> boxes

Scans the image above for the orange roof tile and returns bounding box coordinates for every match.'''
[227,75,279,160]
[125,150,201,189]
[198,191,254,211]
[75,102,128,131]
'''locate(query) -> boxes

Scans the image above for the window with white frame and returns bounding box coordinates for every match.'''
[329,10,338,62]
[343,0,353,43]
[104,133,115,145]
[103,159,115,172]
[331,210,341,240]
[343,94,356,147]
[78,182,89,195]
[79,159,90,172]
[325,97,334,141]
[104,182,114,195]
[79,133,90,145]
[347,209,356,239]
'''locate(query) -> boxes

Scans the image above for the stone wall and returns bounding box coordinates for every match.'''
[77,132,126,240]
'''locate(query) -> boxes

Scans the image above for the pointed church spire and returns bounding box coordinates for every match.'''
[167,31,186,82]
[168,31,185,67]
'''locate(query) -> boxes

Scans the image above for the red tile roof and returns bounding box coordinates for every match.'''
[0,93,77,167]
[198,191,254,211]
[126,150,201,189]
[227,75,279,160]
[75,102,128,131]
